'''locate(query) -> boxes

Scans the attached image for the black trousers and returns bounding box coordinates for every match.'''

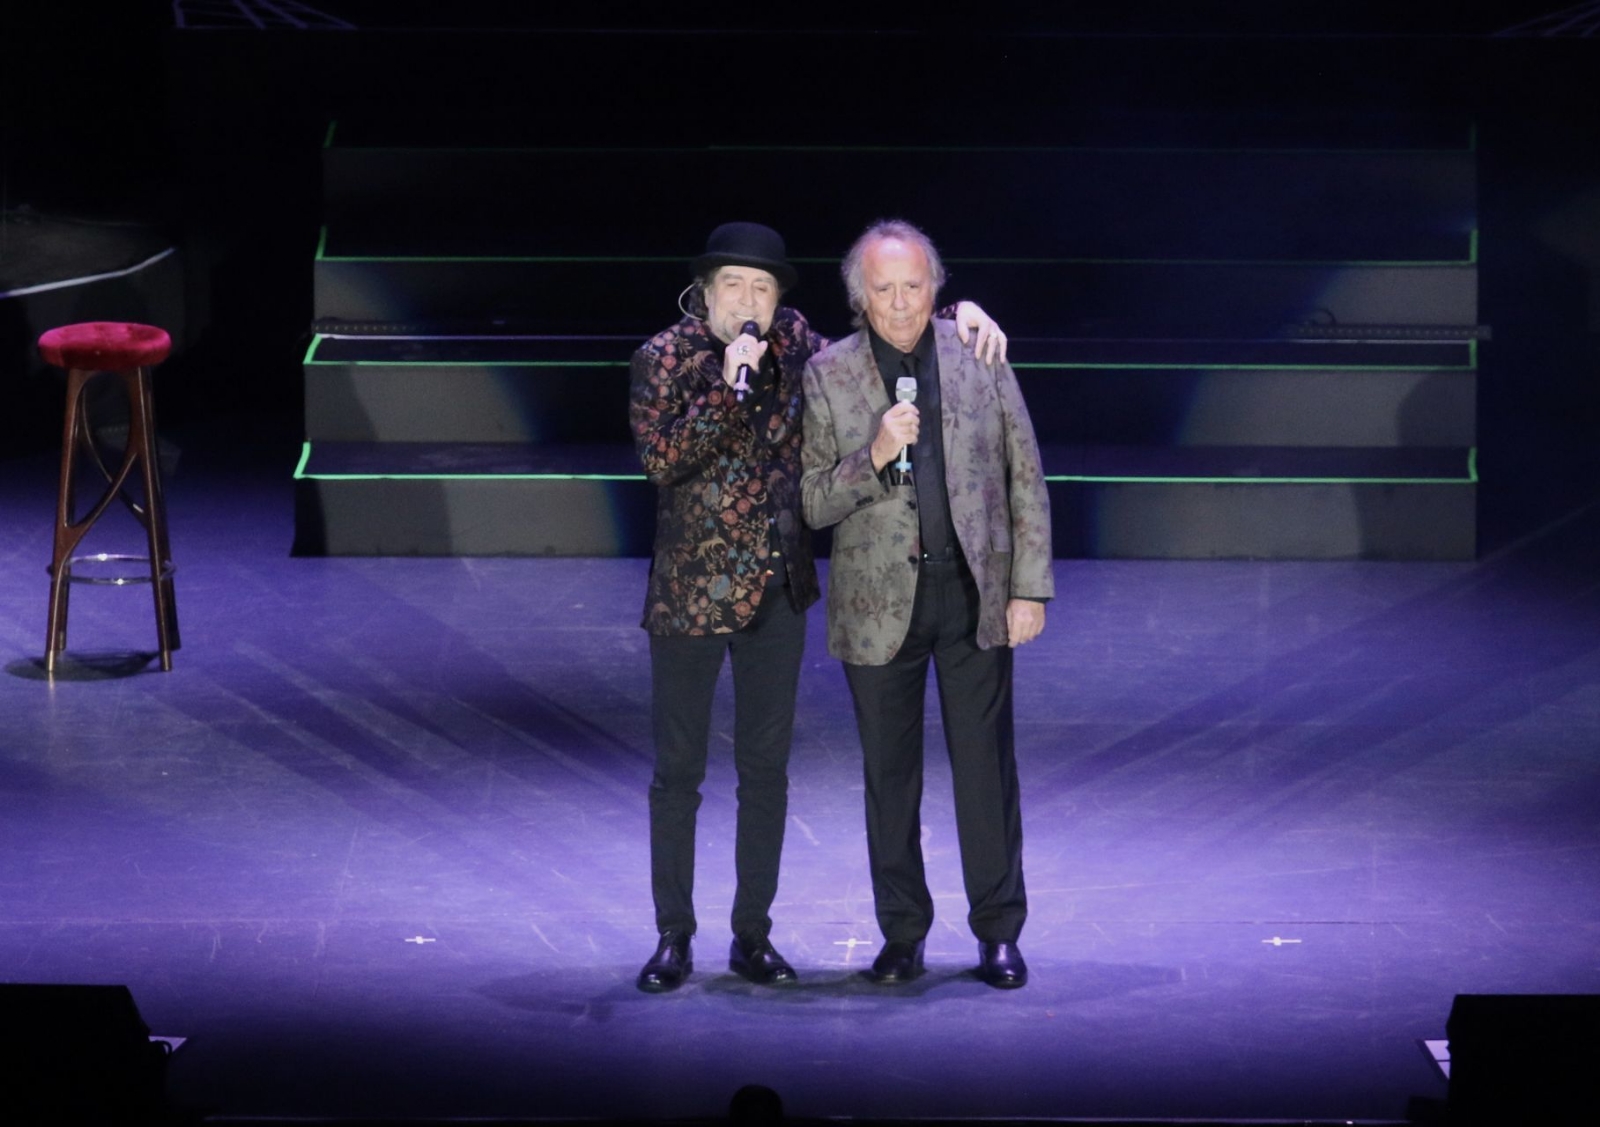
[647,590,806,939]
[843,558,1027,945]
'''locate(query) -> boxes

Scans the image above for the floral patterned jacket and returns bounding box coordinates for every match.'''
[800,319,1054,665]
[629,307,823,636]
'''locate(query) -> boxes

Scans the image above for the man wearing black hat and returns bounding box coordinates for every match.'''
[628,221,1005,993]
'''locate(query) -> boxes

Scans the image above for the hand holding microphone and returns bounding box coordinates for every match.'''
[725,320,766,401]
[893,376,917,474]
[871,379,920,473]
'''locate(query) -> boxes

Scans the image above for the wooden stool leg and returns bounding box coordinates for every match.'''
[45,369,91,673]
[127,368,179,671]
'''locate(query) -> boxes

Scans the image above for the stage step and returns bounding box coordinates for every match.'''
[329,107,1474,151]
[323,145,1476,265]
[292,441,1474,560]
[292,441,653,557]
[300,110,1479,560]
[315,122,1477,340]
[304,334,635,444]
[304,334,1477,449]
[314,254,1478,340]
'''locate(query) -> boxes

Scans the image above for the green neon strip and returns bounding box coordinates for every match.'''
[292,446,1476,486]
[706,144,1477,156]
[319,254,685,263]
[323,120,337,149]
[1012,362,1474,372]
[339,142,1473,155]
[888,256,1471,268]
[307,360,1468,373]
[301,472,647,481]
[291,441,642,482]
[344,145,781,155]
[1047,447,1479,486]
[304,359,626,368]
[1469,228,1479,265]
[299,470,1472,485]
[299,357,1470,372]
[318,252,1472,268]
[315,226,328,261]
[1044,475,1474,484]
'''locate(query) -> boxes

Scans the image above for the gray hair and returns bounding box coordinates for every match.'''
[840,218,947,328]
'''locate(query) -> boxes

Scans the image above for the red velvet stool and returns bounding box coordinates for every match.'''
[37,322,180,673]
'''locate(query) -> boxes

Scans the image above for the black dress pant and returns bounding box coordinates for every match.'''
[843,558,1027,945]
[647,589,805,939]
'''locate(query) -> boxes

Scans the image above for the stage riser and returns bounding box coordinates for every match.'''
[303,105,1479,561]
[1037,369,1475,447]
[305,364,633,444]
[305,363,1475,449]
[293,477,1473,561]
[314,260,1478,338]
[294,477,657,557]
[323,148,1475,263]
[1055,481,1475,560]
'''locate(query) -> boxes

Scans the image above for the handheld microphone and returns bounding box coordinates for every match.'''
[734,320,760,402]
[894,375,917,474]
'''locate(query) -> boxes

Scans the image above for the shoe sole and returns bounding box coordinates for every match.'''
[977,966,1027,989]
[636,961,693,993]
[729,960,799,985]
[981,974,1027,989]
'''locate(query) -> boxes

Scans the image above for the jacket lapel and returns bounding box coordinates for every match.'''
[851,332,889,417]
[934,321,963,460]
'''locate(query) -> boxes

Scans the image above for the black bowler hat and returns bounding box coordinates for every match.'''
[690,221,798,292]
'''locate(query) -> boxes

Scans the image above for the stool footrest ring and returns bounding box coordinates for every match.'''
[61,552,176,587]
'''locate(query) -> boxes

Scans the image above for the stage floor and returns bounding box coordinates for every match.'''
[2,447,1597,1125]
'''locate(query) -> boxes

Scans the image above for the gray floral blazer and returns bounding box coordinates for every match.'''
[800,319,1054,665]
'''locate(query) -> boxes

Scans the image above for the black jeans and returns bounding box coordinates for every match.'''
[843,558,1027,945]
[647,590,806,938]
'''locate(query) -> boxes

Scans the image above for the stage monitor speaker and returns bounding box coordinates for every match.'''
[0,982,170,1120]
[1446,993,1599,1126]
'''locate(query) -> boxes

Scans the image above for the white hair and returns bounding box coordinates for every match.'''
[840,219,946,328]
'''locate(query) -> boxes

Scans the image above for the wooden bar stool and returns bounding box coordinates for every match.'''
[37,322,180,673]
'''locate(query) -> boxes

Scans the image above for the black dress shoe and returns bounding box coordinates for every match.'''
[868,938,925,983]
[636,931,692,993]
[976,941,1028,989]
[728,933,798,985]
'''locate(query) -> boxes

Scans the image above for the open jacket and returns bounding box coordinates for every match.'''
[800,319,1054,665]
[630,307,822,635]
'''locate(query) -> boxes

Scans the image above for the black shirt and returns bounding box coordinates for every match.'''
[869,324,957,562]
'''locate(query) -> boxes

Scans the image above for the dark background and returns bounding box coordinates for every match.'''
[3,1,1597,549]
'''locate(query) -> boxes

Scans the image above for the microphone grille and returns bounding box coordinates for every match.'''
[895,376,917,403]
